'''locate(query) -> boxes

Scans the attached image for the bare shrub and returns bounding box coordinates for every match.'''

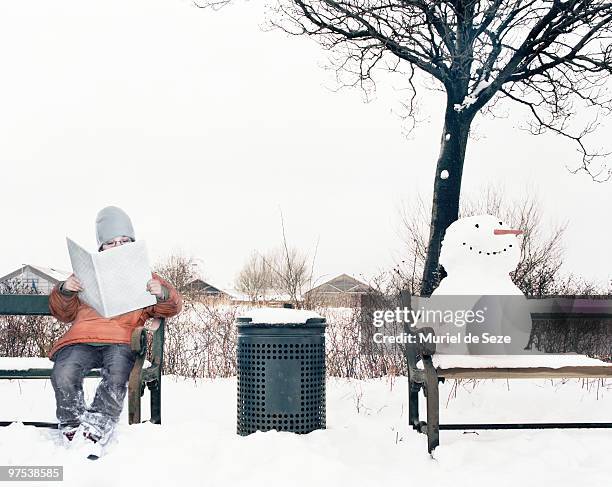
[236,213,315,307]
[0,277,70,357]
[235,251,275,303]
[0,315,69,358]
[162,299,238,378]
[263,245,309,306]
[315,303,407,380]
[153,253,200,299]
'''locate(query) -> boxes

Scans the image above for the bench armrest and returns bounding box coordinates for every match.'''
[150,318,165,368]
[130,326,147,355]
[130,319,166,362]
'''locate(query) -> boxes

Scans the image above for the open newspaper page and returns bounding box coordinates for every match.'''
[66,238,157,318]
[67,238,104,315]
[94,240,157,317]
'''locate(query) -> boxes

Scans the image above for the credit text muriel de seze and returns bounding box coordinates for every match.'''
[371,306,512,345]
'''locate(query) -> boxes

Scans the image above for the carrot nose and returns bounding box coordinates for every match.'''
[494,229,523,236]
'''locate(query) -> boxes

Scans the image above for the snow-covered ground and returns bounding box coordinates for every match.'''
[1,375,611,486]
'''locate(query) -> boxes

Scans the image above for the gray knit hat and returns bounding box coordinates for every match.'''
[95,206,135,250]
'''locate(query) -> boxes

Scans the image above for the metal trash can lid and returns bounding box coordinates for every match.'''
[237,308,325,327]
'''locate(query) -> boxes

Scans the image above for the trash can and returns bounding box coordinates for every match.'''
[237,308,326,435]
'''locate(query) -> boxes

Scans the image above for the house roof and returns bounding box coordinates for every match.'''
[187,278,232,296]
[306,273,372,295]
[30,265,72,282]
[0,264,71,285]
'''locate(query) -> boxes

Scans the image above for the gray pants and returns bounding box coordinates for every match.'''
[50,343,136,437]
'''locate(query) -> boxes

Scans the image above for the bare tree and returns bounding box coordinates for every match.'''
[199,0,612,295]
[238,212,315,307]
[266,211,313,306]
[264,245,310,306]
[235,251,275,302]
[236,244,311,307]
[153,253,200,297]
[397,186,569,296]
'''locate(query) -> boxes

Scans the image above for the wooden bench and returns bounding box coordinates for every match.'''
[0,294,166,428]
[402,293,612,453]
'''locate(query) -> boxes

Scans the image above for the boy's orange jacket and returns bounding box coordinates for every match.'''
[47,273,182,360]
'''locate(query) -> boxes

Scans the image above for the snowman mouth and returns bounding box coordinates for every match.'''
[462,242,513,255]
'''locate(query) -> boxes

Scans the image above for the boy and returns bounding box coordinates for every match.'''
[48,206,182,456]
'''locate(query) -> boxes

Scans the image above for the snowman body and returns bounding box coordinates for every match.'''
[431,214,530,353]
[434,267,524,296]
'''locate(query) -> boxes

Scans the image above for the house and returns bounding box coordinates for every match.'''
[185,279,233,299]
[0,265,71,295]
[304,273,374,306]
[185,280,295,307]
[224,288,298,307]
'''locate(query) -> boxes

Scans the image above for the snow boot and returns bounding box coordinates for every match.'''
[79,423,113,460]
[59,425,80,448]
[82,431,103,460]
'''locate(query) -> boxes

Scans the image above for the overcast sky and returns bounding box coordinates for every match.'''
[1,0,610,290]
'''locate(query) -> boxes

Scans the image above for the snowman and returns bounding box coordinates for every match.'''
[430,214,530,354]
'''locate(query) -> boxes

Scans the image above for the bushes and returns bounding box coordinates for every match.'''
[162,300,238,378]
[161,299,407,379]
[0,315,68,358]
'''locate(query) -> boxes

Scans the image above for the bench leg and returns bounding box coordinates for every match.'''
[128,355,145,425]
[149,379,161,425]
[408,380,420,430]
[149,319,164,425]
[422,356,440,453]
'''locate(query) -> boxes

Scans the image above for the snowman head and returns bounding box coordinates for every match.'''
[439,214,522,276]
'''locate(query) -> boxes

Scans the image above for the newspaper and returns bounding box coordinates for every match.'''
[66,238,157,318]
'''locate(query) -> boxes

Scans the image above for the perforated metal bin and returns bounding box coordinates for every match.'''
[236,311,326,435]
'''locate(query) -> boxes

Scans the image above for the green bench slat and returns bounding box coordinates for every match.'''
[0,295,50,316]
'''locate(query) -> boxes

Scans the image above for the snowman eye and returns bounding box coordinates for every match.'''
[499,221,502,225]
[475,224,479,228]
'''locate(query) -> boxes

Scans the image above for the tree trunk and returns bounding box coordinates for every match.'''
[420,101,472,296]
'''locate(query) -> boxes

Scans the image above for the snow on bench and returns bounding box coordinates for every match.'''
[422,354,612,370]
[0,358,56,370]
[0,357,152,371]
